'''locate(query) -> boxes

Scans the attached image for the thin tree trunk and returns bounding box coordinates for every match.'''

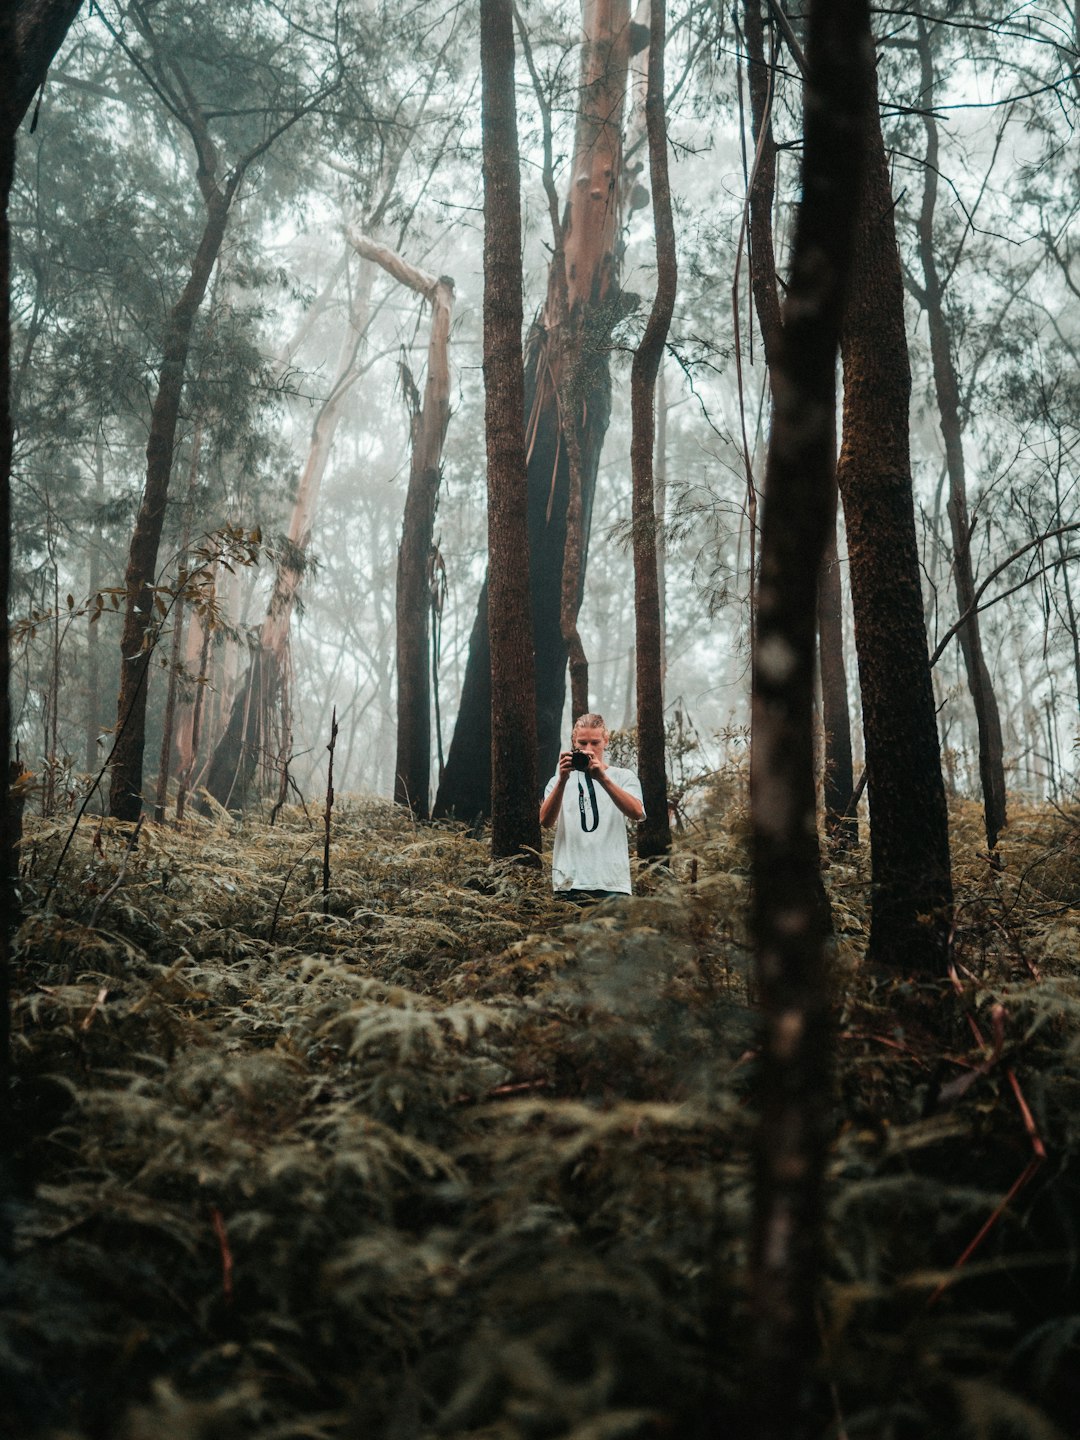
[153,424,201,823]
[1,0,19,1178]
[655,357,668,685]
[748,2,871,1433]
[435,0,633,819]
[744,0,855,841]
[84,436,104,779]
[344,232,454,820]
[631,0,675,861]
[109,183,234,821]
[202,254,372,808]
[913,18,1006,851]
[481,0,540,860]
[817,486,856,844]
[836,50,953,973]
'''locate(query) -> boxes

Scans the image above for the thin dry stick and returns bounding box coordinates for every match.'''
[322,707,338,916]
[88,816,144,928]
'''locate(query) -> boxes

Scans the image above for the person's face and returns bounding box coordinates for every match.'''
[572,726,607,764]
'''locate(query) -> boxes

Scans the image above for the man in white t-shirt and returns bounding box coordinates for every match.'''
[539,712,644,900]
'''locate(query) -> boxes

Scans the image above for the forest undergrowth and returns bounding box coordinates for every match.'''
[2,793,1079,1439]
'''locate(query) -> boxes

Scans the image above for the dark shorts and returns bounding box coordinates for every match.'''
[561,888,629,904]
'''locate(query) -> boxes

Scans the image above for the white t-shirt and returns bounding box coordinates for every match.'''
[543,765,644,894]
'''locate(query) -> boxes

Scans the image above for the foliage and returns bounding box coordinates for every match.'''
[3,799,1079,1436]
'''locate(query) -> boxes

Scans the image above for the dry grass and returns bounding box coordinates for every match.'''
[3,794,1078,1438]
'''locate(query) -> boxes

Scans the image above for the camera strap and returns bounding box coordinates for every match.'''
[577,775,599,833]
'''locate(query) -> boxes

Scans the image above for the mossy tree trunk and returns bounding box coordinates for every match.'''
[481,0,540,860]
[747,1,871,1433]
[836,51,953,972]
[434,0,633,820]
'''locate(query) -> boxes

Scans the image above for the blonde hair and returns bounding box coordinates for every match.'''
[572,712,608,738]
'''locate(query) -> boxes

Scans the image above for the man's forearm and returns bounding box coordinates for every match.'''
[600,775,644,821]
[539,780,565,828]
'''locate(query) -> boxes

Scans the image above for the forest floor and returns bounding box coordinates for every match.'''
[3,792,1079,1439]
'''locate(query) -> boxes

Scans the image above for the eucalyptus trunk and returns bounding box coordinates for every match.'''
[109,182,235,821]
[914,18,1006,851]
[630,0,675,861]
[836,55,953,973]
[435,0,632,819]
[748,2,871,1433]
[480,0,540,860]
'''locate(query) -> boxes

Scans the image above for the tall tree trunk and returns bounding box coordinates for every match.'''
[202,255,372,809]
[655,357,668,685]
[435,0,633,819]
[481,0,540,860]
[153,424,200,823]
[1,0,19,1181]
[744,0,855,840]
[836,52,953,973]
[13,0,82,127]
[84,435,104,780]
[913,18,1007,851]
[748,2,871,1433]
[343,233,454,821]
[109,183,234,821]
[631,0,675,861]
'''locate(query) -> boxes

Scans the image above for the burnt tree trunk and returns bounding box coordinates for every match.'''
[630,0,675,861]
[435,0,632,819]
[913,18,1006,852]
[109,180,235,821]
[836,52,953,972]
[481,0,540,860]
[748,1,871,1433]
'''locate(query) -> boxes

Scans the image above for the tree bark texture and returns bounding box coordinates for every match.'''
[836,55,953,972]
[748,3,872,1434]
[481,0,540,860]
[817,490,857,844]
[109,184,233,821]
[914,19,1007,851]
[435,0,632,820]
[1,0,19,1175]
[630,0,675,860]
[13,0,83,129]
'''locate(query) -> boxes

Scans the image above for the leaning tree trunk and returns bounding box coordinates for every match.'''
[748,2,871,1433]
[481,0,541,861]
[109,180,236,821]
[343,231,454,821]
[914,18,1006,852]
[631,0,675,861]
[836,53,953,973]
[434,0,633,821]
[202,255,372,809]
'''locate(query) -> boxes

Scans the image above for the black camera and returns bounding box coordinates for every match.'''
[570,749,590,772]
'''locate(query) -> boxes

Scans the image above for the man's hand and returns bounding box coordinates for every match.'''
[539,751,574,828]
